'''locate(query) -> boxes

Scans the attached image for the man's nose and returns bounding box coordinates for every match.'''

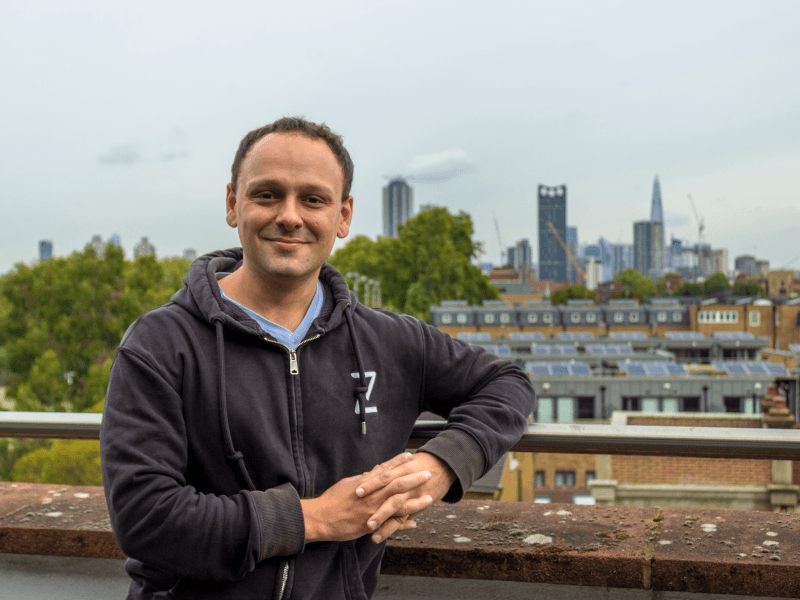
[275,197,303,229]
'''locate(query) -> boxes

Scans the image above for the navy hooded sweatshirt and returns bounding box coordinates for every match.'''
[101,249,536,599]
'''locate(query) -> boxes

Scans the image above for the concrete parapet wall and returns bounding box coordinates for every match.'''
[2,483,800,597]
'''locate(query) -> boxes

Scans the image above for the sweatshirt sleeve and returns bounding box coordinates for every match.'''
[414,322,536,502]
[101,345,305,582]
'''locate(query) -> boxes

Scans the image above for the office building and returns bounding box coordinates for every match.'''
[506,239,532,271]
[650,176,664,222]
[566,227,579,284]
[133,236,156,259]
[38,240,53,263]
[633,220,665,277]
[538,184,567,282]
[183,249,198,262]
[382,178,413,238]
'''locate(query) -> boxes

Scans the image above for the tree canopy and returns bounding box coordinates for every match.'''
[0,246,191,483]
[551,285,596,306]
[610,269,656,302]
[732,280,766,297]
[329,207,498,320]
[703,272,731,296]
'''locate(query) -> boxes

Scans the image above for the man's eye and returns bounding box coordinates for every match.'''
[305,196,324,204]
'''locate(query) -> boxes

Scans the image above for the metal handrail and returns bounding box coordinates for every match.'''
[1,412,798,460]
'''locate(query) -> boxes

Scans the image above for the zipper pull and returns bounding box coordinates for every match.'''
[289,350,299,375]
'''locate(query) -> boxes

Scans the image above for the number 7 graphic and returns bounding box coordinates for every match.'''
[350,371,378,413]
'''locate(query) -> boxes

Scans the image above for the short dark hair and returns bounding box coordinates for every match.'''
[230,117,354,200]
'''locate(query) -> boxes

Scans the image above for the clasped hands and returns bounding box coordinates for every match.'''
[301,452,456,545]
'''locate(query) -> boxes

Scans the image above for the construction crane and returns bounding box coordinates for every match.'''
[492,212,506,266]
[687,194,706,247]
[547,221,585,286]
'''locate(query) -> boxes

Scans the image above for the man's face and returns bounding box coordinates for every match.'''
[226,132,353,285]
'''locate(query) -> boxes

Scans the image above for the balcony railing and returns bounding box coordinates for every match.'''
[2,412,799,460]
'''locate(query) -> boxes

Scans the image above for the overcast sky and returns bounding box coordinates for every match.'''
[1,0,798,274]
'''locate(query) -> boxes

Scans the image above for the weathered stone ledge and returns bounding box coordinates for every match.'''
[1,483,799,597]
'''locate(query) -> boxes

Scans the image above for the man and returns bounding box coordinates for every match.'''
[101,117,535,600]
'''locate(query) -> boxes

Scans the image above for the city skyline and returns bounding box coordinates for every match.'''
[1,1,798,274]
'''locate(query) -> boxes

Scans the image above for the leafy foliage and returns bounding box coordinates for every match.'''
[0,246,190,483]
[329,207,498,320]
[674,282,704,297]
[610,269,656,302]
[733,281,766,297]
[703,272,730,296]
[551,285,596,306]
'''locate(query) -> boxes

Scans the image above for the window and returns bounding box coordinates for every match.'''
[536,397,576,422]
[642,397,659,412]
[585,471,596,484]
[725,396,756,414]
[662,397,679,412]
[535,471,546,487]
[576,396,595,419]
[542,313,553,324]
[586,312,596,323]
[570,312,581,323]
[441,313,452,324]
[456,312,467,324]
[484,313,496,324]
[622,397,641,411]
[750,311,760,326]
[527,313,538,324]
[500,312,511,324]
[629,312,640,323]
[614,311,624,323]
[657,311,667,323]
[673,311,684,322]
[682,397,701,412]
[555,471,576,487]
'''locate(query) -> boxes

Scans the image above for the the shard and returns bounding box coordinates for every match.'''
[650,176,664,223]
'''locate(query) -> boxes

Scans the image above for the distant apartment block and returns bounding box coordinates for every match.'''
[382,178,413,238]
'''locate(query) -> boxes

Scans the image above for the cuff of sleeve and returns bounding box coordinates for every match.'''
[417,428,486,503]
[249,482,305,560]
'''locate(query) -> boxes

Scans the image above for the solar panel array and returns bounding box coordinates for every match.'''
[712,361,787,376]
[479,344,512,357]
[790,344,800,353]
[712,332,755,340]
[609,332,648,340]
[618,361,688,376]
[509,332,545,341]
[457,333,491,342]
[557,332,595,341]
[585,344,636,356]
[664,332,706,340]
[530,345,579,356]
[525,362,592,377]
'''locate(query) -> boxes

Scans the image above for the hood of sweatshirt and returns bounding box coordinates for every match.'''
[170,248,357,340]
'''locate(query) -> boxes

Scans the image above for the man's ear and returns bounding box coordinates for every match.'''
[225,183,238,228]
[337,196,354,239]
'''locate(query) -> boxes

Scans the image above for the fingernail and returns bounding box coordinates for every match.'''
[425,495,433,504]
[409,521,417,528]
[424,471,431,480]
[372,534,382,543]
[355,488,365,497]
[368,520,377,531]
[404,453,412,460]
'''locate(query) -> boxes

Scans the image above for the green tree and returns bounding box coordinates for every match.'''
[0,247,190,483]
[610,269,656,302]
[674,282,704,297]
[329,207,498,320]
[703,272,730,296]
[733,281,766,297]
[551,285,596,306]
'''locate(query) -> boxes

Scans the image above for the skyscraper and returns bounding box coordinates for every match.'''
[38,240,53,262]
[566,226,578,284]
[632,176,666,278]
[537,184,567,282]
[382,178,413,238]
[134,236,156,259]
[650,176,664,223]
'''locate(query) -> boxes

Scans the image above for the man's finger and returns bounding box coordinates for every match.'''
[355,452,413,497]
[366,488,432,533]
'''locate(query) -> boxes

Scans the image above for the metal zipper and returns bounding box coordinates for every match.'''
[276,560,289,600]
[263,335,321,376]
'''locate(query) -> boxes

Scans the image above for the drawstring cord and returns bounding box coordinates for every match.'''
[213,318,257,490]
[344,306,369,435]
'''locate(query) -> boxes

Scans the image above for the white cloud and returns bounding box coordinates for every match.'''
[402,148,475,184]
